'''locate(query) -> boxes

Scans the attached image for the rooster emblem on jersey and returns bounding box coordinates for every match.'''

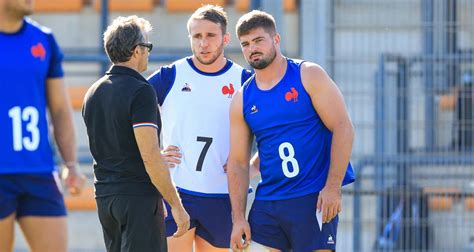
[285,87,298,102]
[31,42,46,61]
[222,83,235,98]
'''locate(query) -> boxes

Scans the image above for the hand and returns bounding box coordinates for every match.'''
[170,204,190,238]
[317,185,342,223]
[161,145,182,168]
[61,165,86,196]
[230,219,251,251]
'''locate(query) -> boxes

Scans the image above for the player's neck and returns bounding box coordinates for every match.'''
[191,55,227,74]
[0,14,24,33]
[254,55,287,90]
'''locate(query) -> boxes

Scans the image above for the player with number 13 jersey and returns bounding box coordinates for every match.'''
[0,18,60,173]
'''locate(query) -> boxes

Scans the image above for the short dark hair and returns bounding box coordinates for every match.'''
[236,10,277,38]
[187,5,228,34]
[103,16,152,64]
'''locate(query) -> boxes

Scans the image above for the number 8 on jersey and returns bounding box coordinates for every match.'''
[278,142,300,178]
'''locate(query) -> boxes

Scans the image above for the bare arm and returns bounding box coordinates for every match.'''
[46,78,85,194]
[301,62,354,222]
[134,126,189,237]
[227,90,253,250]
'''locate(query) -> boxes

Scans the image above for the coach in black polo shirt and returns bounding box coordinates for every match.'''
[82,16,189,252]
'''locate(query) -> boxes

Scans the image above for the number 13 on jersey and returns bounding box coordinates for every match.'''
[8,106,40,151]
[278,142,300,178]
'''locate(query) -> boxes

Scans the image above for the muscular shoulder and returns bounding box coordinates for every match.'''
[300,61,331,94]
[300,62,327,80]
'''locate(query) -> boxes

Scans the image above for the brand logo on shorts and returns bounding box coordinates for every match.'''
[327,235,335,244]
[250,105,258,114]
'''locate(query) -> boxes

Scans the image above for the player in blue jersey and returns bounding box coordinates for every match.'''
[147,5,255,252]
[227,10,356,252]
[0,0,85,251]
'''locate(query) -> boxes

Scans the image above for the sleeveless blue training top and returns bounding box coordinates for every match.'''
[243,58,355,200]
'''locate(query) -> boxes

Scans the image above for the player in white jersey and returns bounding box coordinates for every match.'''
[148,5,253,252]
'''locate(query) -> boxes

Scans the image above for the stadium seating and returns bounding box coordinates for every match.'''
[234,0,297,12]
[68,86,88,111]
[165,0,226,12]
[33,0,83,12]
[428,197,454,211]
[439,93,456,110]
[283,0,297,11]
[465,197,474,211]
[234,0,249,12]
[34,0,298,13]
[94,0,155,12]
[424,187,459,211]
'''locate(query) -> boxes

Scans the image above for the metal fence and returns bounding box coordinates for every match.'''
[29,0,474,251]
[330,0,474,251]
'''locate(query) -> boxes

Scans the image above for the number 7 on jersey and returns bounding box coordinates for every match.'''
[196,136,213,171]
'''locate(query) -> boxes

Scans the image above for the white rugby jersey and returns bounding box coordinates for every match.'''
[148,57,252,195]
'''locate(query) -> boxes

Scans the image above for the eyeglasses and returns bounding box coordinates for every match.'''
[134,42,153,53]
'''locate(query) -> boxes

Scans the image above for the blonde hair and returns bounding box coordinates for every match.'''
[187,5,228,34]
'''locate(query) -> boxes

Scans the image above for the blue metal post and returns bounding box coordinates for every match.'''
[354,55,387,251]
[375,56,387,167]
[375,55,386,251]
[444,0,457,89]
[422,0,435,150]
[328,0,335,76]
[352,162,362,252]
[300,0,331,72]
[100,0,109,74]
[397,59,409,185]
[260,0,284,52]
[251,0,261,10]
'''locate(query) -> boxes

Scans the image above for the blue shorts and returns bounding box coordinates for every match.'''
[249,193,338,252]
[164,192,232,248]
[0,172,67,219]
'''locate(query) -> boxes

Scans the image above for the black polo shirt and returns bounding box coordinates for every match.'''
[82,65,162,198]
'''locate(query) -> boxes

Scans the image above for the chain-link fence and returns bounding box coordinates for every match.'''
[331,0,474,251]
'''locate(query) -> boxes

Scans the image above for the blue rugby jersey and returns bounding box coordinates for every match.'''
[243,58,355,200]
[0,18,64,174]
